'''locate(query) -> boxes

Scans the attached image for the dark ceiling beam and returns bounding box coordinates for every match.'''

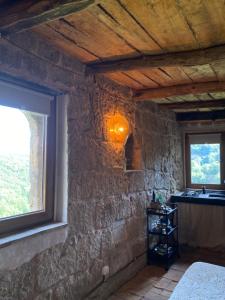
[0,0,98,36]
[133,81,225,101]
[87,44,225,73]
[160,99,225,110]
[176,110,225,122]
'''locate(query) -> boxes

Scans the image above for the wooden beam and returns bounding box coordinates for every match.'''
[87,44,225,73]
[160,99,225,110]
[0,0,97,35]
[176,110,225,122]
[133,81,225,101]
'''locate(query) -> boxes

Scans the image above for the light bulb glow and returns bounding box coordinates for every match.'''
[105,113,129,144]
[118,127,124,132]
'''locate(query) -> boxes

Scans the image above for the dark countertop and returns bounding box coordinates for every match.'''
[171,190,225,206]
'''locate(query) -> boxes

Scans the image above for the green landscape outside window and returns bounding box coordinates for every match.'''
[191,143,221,185]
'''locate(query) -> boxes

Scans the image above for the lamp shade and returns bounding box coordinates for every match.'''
[106,113,129,144]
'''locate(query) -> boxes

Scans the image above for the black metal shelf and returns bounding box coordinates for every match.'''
[147,203,179,271]
[148,225,177,236]
[149,245,177,260]
[147,206,177,217]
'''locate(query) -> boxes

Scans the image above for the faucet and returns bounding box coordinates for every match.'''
[202,186,206,194]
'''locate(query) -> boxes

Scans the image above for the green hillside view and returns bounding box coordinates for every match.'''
[191,143,220,184]
[0,154,30,218]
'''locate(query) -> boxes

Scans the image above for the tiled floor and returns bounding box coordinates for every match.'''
[108,247,225,300]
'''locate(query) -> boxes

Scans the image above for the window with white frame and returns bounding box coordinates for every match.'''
[0,80,56,236]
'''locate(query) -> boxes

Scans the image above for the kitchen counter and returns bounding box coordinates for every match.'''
[171,189,225,206]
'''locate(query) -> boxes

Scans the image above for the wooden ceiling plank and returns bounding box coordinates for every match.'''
[160,99,225,110]
[122,71,159,88]
[106,72,145,89]
[209,92,225,100]
[87,44,225,73]
[176,94,199,102]
[141,69,175,87]
[48,20,104,58]
[0,0,98,35]
[90,2,161,53]
[177,92,214,102]
[134,81,225,101]
[194,93,214,101]
[34,24,98,62]
[150,98,171,104]
[120,0,199,51]
[160,66,192,84]
[62,10,136,59]
[179,0,225,47]
[175,0,220,48]
[210,61,225,81]
[203,0,225,44]
[182,64,217,83]
[166,96,185,103]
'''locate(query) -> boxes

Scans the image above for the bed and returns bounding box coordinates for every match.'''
[169,262,225,300]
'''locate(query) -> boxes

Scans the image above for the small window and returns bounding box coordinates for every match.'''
[0,80,55,236]
[185,133,225,189]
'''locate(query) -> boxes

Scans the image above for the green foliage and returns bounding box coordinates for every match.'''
[0,154,30,218]
[191,144,220,184]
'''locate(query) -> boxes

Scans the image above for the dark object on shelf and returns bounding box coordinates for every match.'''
[152,190,156,202]
[147,203,179,271]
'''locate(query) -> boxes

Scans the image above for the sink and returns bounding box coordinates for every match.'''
[209,194,225,198]
[182,190,200,197]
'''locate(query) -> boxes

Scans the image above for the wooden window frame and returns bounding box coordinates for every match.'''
[185,132,225,190]
[0,90,56,237]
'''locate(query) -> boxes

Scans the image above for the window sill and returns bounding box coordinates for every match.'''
[0,222,68,271]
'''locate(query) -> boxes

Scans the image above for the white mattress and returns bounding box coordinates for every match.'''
[169,262,225,300]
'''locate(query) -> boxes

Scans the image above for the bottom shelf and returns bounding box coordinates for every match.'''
[147,243,178,270]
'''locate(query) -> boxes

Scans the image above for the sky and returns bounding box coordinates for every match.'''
[0,105,30,155]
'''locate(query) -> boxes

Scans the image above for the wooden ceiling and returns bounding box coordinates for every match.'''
[1,0,225,112]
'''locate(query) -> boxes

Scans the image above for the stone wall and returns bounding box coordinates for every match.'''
[0,32,183,300]
[136,102,184,197]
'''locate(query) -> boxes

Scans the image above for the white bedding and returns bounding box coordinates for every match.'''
[169,262,225,300]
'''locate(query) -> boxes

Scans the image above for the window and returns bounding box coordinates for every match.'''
[0,80,56,236]
[185,133,225,189]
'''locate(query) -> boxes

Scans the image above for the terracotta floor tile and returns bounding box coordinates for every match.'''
[120,281,155,297]
[161,289,172,297]
[170,262,189,272]
[114,292,142,300]
[109,247,225,300]
[143,291,168,300]
[154,277,173,290]
[163,269,183,282]
[146,287,163,296]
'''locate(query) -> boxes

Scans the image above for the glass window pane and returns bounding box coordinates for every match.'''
[0,105,46,219]
[190,143,221,184]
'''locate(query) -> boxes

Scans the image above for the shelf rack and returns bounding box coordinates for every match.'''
[147,203,179,270]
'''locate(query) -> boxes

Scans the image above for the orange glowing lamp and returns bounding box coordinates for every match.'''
[107,113,129,144]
